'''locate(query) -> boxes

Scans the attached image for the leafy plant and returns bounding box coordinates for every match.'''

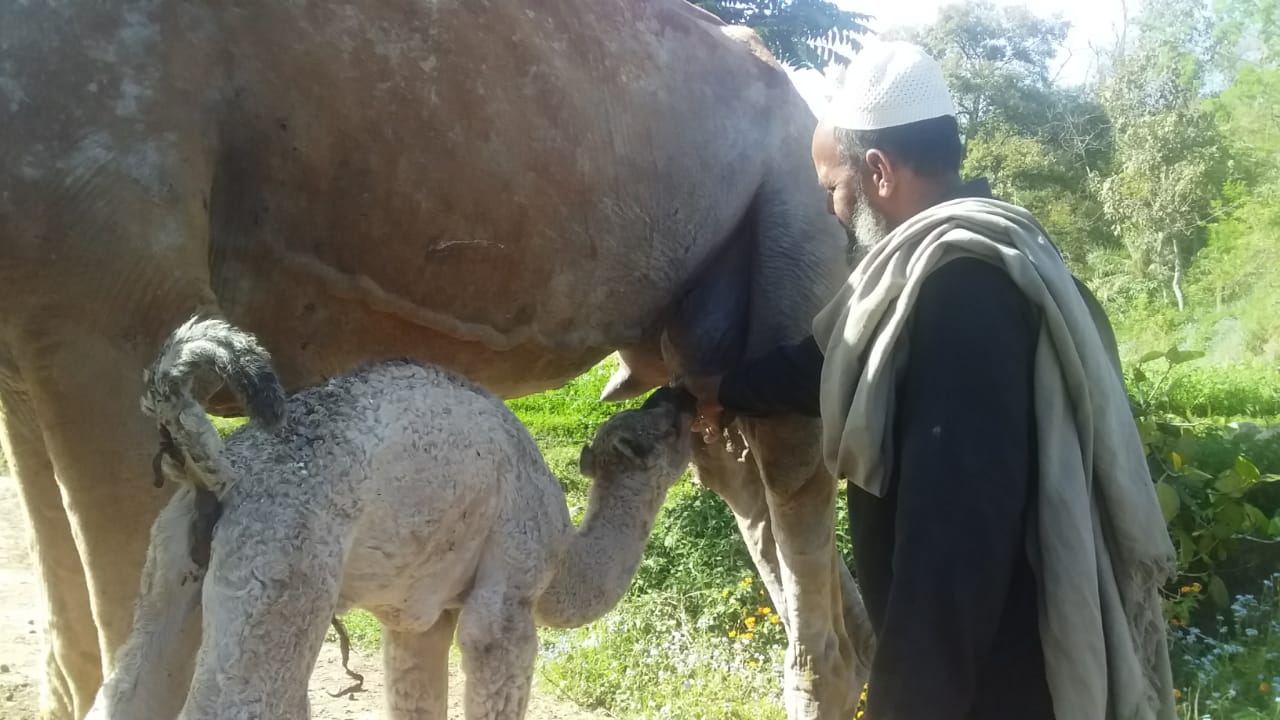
[1169,577,1280,719]
[1129,348,1280,612]
[690,0,870,70]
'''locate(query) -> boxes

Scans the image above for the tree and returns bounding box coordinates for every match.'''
[963,125,1112,267]
[1213,0,1280,72]
[690,0,871,70]
[895,1,1070,141]
[1097,0,1233,311]
[897,2,1115,269]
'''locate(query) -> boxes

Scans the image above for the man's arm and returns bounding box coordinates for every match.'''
[714,334,825,418]
[865,258,1039,719]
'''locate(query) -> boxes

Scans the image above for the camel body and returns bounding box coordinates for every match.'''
[0,1,870,717]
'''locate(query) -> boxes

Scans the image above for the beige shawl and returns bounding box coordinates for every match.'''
[813,196,1177,720]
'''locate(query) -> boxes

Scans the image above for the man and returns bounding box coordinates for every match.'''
[683,41,1177,720]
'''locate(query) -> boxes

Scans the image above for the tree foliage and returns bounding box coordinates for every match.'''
[903,3,1111,265]
[899,0,1069,138]
[1097,0,1234,310]
[689,0,871,70]
[694,0,1276,319]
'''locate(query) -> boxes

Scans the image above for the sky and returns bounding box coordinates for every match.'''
[786,0,1143,114]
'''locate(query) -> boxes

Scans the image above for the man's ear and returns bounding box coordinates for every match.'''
[864,148,894,199]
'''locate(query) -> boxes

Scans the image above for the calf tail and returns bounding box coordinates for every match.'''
[141,316,286,495]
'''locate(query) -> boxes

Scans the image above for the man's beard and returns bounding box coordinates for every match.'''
[842,183,891,266]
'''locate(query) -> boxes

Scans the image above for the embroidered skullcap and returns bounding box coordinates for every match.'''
[823,40,956,131]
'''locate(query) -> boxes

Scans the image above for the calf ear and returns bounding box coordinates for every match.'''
[579,443,597,478]
[612,435,654,463]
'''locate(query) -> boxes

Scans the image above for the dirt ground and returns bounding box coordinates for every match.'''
[0,476,603,720]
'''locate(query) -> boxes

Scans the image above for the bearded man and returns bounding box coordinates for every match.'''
[683,41,1177,720]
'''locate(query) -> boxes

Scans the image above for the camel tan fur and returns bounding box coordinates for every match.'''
[2,2,871,716]
[88,317,694,720]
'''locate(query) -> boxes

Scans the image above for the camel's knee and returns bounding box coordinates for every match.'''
[739,416,829,502]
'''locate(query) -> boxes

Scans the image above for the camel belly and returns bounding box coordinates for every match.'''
[199,0,788,397]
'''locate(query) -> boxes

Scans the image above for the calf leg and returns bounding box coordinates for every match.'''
[383,610,459,720]
[457,588,537,720]
[88,491,204,720]
[180,510,346,720]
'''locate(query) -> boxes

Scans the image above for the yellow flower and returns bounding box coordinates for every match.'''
[1261,682,1272,693]
[758,607,772,615]
[1179,586,1192,594]
[1173,689,1182,700]
[1190,582,1202,593]
[770,615,781,625]
[745,617,758,629]
[742,632,754,640]
[728,630,737,638]
[721,590,729,597]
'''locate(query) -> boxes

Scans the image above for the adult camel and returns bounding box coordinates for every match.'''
[0,1,873,718]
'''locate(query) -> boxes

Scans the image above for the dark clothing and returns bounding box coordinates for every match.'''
[717,180,1057,719]
[718,335,825,418]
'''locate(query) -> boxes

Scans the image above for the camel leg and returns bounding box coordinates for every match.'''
[691,432,791,623]
[383,610,459,720]
[2,141,219,719]
[695,424,874,712]
[11,328,198,717]
[0,373,98,719]
[457,588,537,720]
[740,415,859,720]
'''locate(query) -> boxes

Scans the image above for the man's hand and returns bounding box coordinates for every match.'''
[680,374,724,443]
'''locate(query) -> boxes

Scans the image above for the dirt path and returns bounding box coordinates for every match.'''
[0,476,604,719]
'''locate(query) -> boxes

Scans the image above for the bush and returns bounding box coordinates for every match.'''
[1129,349,1280,621]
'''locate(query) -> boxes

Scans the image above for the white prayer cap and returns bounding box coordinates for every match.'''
[823,40,957,131]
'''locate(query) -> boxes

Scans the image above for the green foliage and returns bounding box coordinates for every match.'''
[909,3,1118,269]
[903,1,1069,137]
[1168,578,1280,719]
[210,416,247,439]
[537,593,787,719]
[506,361,648,442]
[329,609,382,649]
[1128,348,1280,615]
[689,0,870,70]
[1213,0,1280,70]
[962,124,1113,266]
[1209,66,1280,186]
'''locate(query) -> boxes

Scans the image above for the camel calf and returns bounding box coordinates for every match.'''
[88,317,694,720]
